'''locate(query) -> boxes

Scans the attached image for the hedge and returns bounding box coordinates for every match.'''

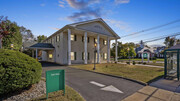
[0,49,42,95]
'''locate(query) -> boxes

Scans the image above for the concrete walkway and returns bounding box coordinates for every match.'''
[122,86,180,101]
[150,79,180,93]
[118,62,164,68]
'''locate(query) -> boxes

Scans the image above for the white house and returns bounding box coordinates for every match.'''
[28,18,120,65]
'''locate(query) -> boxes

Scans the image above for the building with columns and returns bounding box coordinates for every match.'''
[29,18,120,65]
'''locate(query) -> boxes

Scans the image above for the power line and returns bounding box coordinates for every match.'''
[130,25,180,39]
[121,19,180,38]
[132,32,180,44]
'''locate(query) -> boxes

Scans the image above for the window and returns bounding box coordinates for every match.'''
[52,38,54,44]
[103,40,107,45]
[49,54,53,59]
[104,53,107,60]
[94,38,97,43]
[71,35,74,41]
[56,35,60,42]
[71,34,77,41]
[71,52,76,60]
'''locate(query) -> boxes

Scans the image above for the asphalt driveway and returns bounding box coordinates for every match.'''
[41,62,144,101]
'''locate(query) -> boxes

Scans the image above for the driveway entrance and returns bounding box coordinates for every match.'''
[41,62,144,101]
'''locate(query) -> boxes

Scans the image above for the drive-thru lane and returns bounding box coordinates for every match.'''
[41,62,144,101]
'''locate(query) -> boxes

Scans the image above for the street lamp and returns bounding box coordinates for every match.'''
[93,43,97,70]
[10,44,14,50]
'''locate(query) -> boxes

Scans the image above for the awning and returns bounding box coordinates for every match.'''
[27,43,55,50]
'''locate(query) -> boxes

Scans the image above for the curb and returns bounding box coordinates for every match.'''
[68,67,147,86]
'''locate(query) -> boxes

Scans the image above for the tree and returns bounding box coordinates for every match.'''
[0,16,22,50]
[176,39,180,44]
[164,37,176,48]
[37,35,47,43]
[20,26,34,42]
[111,42,136,59]
[0,16,15,49]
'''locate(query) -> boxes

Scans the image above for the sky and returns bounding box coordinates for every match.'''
[1,0,180,46]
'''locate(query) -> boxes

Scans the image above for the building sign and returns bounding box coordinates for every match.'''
[143,53,148,58]
[46,69,65,99]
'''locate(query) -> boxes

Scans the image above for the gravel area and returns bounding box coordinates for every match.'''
[2,80,46,101]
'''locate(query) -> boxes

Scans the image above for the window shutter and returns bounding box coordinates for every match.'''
[103,40,104,45]
[82,52,84,60]
[82,36,84,42]
[75,52,77,60]
[75,35,77,41]
[94,38,95,43]
[88,52,90,60]
[88,37,90,43]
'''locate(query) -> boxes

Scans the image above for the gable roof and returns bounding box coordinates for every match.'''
[167,44,180,50]
[44,18,120,42]
[68,18,120,38]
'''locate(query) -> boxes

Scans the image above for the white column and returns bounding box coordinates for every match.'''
[68,29,71,65]
[147,53,150,63]
[97,34,100,63]
[36,48,38,60]
[141,53,144,62]
[84,32,87,64]
[115,39,118,62]
[107,37,110,63]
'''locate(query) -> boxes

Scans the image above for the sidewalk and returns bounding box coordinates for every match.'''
[118,62,164,68]
[122,86,180,101]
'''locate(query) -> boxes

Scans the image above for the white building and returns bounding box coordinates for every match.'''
[28,18,120,65]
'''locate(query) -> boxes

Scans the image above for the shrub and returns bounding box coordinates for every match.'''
[153,60,156,63]
[143,62,147,65]
[152,57,157,60]
[0,49,42,95]
[138,62,142,64]
[133,61,136,65]
[126,62,130,64]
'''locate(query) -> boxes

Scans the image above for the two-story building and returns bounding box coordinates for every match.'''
[29,18,120,65]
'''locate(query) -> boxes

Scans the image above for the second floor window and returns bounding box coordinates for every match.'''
[71,34,77,41]
[103,40,107,45]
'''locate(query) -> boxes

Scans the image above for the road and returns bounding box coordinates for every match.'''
[41,62,144,101]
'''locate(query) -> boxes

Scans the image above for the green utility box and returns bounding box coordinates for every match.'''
[46,69,65,99]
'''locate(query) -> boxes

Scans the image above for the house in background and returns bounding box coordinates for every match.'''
[155,46,166,58]
[135,41,165,59]
[28,18,120,65]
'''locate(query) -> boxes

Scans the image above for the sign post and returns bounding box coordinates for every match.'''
[46,69,65,99]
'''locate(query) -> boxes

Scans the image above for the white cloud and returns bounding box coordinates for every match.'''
[66,0,100,9]
[104,19,131,32]
[59,0,66,7]
[115,0,130,4]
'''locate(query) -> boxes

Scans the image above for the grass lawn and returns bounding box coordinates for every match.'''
[32,86,85,101]
[119,58,164,62]
[70,63,164,83]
